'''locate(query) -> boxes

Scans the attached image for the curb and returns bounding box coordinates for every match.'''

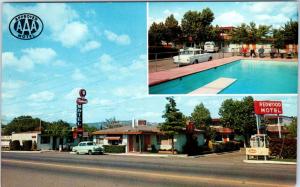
[243,160,296,165]
[2,151,42,153]
[106,153,189,158]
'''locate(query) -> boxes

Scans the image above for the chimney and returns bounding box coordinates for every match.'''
[132,118,135,128]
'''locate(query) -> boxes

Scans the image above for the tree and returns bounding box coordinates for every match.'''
[104,117,122,129]
[273,28,285,50]
[287,117,297,137]
[83,124,98,133]
[164,14,182,45]
[181,8,214,46]
[282,20,298,44]
[160,97,185,154]
[44,120,71,148]
[148,22,166,46]
[3,116,47,135]
[191,103,212,128]
[219,96,256,147]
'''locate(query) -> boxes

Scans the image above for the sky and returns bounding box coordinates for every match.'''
[1,3,298,124]
[149,2,298,28]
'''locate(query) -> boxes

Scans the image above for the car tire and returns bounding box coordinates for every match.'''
[194,60,198,64]
[209,57,212,61]
[88,150,92,155]
[76,151,79,155]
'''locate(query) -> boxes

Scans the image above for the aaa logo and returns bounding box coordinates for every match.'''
[9,13,43,40]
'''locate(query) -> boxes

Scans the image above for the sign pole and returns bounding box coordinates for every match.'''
[277,114,282,138]
[256,114,260,134]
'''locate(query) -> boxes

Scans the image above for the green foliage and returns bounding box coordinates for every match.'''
[269,138,296,159]
[104,117,122,129]
[149,22,166,46]
[230,22,271,44]
[287,117,297,137]
[164,14,182,44]
[183,134,202,156]
[191,103,212,128]
[148,46,179,60]
[219,96,256,146]
[212,141,240,153]
[160,97,185,154]
[32,140,37,151]
[83,124,97,133]
[44,120,70,138]
[10,140,21,150]
[207,128,218,142]
[282,20,298,44]
[22,140,32,151]
[181,8,215,44]
[103,145,126,153]
[3,116,46,135]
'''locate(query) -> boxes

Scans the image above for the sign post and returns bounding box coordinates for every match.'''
[76,89,88,141]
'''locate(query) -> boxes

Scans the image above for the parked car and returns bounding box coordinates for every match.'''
[72,141,103,155]
[204,41,219,53]
[173,48,212,66]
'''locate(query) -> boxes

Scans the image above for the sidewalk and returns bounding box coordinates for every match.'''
[243,160,296,165]
[106,152,189,158]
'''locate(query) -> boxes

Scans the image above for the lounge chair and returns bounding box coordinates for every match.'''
[286,51,294,59]
[258,48,264,58]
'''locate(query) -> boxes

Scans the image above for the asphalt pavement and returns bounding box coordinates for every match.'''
[1,151,296,187]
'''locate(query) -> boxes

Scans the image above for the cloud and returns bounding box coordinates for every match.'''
[104,30,131,45]
[80,40,101,52]
[2,80,26,90]
[64,87,81,100]
[90,98,112,106]
[214,11,245,26]
[71,68,86,81]
[21,48,56,64]
[139,111,161,118]
[254,14,290,28]
[2,48,58,71]
[94,53,146,80]
[52,60,67,67]
[163,9,180,17]
[56,22,88,47]
[113,85,147,99]
[248,2,274,13]
[28,91,55,102]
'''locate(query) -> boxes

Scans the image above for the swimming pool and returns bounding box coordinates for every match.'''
[149,60,298,94]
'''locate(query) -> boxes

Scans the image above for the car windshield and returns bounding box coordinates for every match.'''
[205,42,213,45]
[180,51,194,55]
[80,143,86,146]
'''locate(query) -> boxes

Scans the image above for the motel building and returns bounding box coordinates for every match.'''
[92,119,205,153]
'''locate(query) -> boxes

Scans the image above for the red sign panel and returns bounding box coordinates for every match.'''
[254,100,283,115]
[76,97,88,105]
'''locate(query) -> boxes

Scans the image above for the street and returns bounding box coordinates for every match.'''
[2,151,296,187]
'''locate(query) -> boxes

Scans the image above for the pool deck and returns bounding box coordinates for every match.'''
[148,56,298,86]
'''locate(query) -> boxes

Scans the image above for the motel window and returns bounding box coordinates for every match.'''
[40,136,50,144]
[108,140,122,145]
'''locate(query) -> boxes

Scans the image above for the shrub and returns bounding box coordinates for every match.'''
[10,140,21,150]
[212,141,240,153]
[148,46,179,60]
[269,138,296,159]
[151,144,158,153]
[22,140,32,151]
[32,141,37,151]
[103,145,126,153]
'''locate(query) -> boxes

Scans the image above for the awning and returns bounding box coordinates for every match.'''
[105,137,121,141]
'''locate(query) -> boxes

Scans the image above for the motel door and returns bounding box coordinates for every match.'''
[128,135,133,152]
[143,135,151,151]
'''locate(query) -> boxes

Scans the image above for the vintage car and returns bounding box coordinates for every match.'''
[173,48,212,66]
[204,41,219,53]
[72,141,103,155]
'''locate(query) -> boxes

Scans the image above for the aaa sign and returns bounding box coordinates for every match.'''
[254,100,283,115]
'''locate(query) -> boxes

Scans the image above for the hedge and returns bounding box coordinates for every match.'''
[148,46,179,60]
[10,140,21,150]
[269,138,296,159]
[103,145,126,153]
[22,140,32,151]
[212,141,240,153]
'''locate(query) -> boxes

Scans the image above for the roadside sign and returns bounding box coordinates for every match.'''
[76,97,88,105]
[254,100,283,115]
[79,89,87,97]
[246,148,269,156]
[83,132,89,138]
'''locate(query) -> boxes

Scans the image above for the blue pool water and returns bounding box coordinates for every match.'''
[149,60,298,94]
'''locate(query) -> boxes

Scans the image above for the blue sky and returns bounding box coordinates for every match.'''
[149,2,298,28]
[2,3,298,124]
